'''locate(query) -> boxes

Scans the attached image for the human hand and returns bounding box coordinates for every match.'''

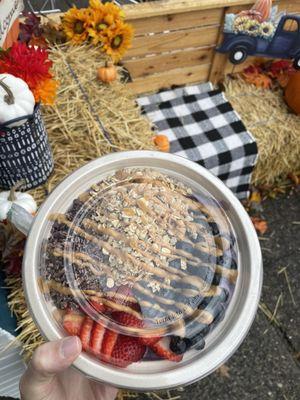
[20,336,118,400]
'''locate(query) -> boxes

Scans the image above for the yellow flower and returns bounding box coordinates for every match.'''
[260,21,275,39]
[33,79,59,106]
[103,2,125,19]
[62,7,90,45]
[89,0,124,19]
[88,8,116,45]
[89,0,103,10]
[244,19,260,36]
[103,21,134,62]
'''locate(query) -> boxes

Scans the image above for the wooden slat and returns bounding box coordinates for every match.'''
[125,26,219,58]
[131,8,223,36]
[127,64,211,95]
[124,47,215,78]
[123,0,256,20]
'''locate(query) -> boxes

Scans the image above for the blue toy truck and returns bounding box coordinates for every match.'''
[217,15,300,69]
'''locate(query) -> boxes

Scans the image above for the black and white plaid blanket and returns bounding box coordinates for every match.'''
[138,83,258,199]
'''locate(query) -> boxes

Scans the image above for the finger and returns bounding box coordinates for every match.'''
[20,336,81,399]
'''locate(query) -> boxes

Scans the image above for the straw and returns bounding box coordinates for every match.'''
[223,76,300,185]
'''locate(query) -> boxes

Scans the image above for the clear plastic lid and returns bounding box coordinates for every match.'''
[40,167,238,368]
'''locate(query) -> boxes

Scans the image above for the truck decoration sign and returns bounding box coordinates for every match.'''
[217,0,300,69]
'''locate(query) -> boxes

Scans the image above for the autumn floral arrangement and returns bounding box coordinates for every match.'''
[18,0,134,64]
[61,0,134,62]
[241,60,296,89]
[0,43,58,106]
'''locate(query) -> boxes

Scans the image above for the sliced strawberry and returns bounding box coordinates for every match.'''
[111,311,143,328]
[80,297,106,315]
[110,335,146,368]
[80,316,94,351]
[139,335,161,346]
[90,322,106,356]
[63,310,84,336]
[101,329,119,361]
[150,337,183,362]
[106,285,141,312]
[89,298,106,313]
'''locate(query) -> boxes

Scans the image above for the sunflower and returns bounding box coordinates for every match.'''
[233,16,251,34]
[244,19,261,36]
[62,7,90,45]
[103,21,134,62]
[88,8,116,45]
[89,0,124,19]
[259,21,275,39]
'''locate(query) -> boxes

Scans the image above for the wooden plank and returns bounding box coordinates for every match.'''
[125,26,219,58]
[124,0,256,20]
[131,8,223,36]
[127,64,211,95]
[124,47,215,78]
[209,7,228,84]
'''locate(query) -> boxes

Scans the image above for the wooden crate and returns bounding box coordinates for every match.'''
[122,0,300,94]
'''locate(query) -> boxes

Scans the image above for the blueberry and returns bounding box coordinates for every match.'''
[170,336,188,355]
[189,334,206,351]
[209,222,220,236]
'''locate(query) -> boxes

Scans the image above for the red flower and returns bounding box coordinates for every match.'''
[0,42,53,91]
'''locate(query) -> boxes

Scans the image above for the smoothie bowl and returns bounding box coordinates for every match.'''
[14,151,262,391]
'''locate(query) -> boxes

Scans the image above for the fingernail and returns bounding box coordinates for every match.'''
[60,336,80,359]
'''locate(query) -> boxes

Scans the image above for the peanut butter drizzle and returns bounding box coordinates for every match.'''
[52,248,107,277]
[215,265,238,284]
[82,219,186,279]
[49,214,207,287]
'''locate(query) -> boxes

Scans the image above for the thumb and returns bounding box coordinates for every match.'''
[20,336,81,399]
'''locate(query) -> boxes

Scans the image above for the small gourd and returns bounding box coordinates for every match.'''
[0,181,37,221]
[285,72,300,115]
[97,62,117,84]
[153,135,170,152]
[251,0,272,22]
[0,73,35,127]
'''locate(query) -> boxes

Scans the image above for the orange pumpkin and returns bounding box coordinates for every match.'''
[251,0,272,22]
[97,62,117,83]
[3,19,20,50]
[152,135,170,152]
[285,72,300,115]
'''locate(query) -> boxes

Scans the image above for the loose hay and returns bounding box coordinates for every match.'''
[29,43,155,204]
[224,76,300,186]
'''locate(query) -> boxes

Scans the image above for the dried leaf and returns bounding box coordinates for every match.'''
[251,217,268,235]
[287,173,299,185]
[29,35,48,48]
[250,190,262,203]
[216,364,230,378]
[242,72,272,89]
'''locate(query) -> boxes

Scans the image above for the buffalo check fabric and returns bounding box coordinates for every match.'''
[138,83,258,199]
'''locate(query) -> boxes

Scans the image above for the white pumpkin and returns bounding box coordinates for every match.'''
[0,73,35,127]
[0,186,37,221]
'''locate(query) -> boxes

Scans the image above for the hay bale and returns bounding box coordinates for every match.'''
[30,43,155,205]
[223,76,300,186]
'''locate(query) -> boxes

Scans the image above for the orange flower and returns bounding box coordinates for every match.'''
[32,79,59,105]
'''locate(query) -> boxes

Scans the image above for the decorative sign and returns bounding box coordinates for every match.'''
[0,0,23,47]
[217,0,300,69]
